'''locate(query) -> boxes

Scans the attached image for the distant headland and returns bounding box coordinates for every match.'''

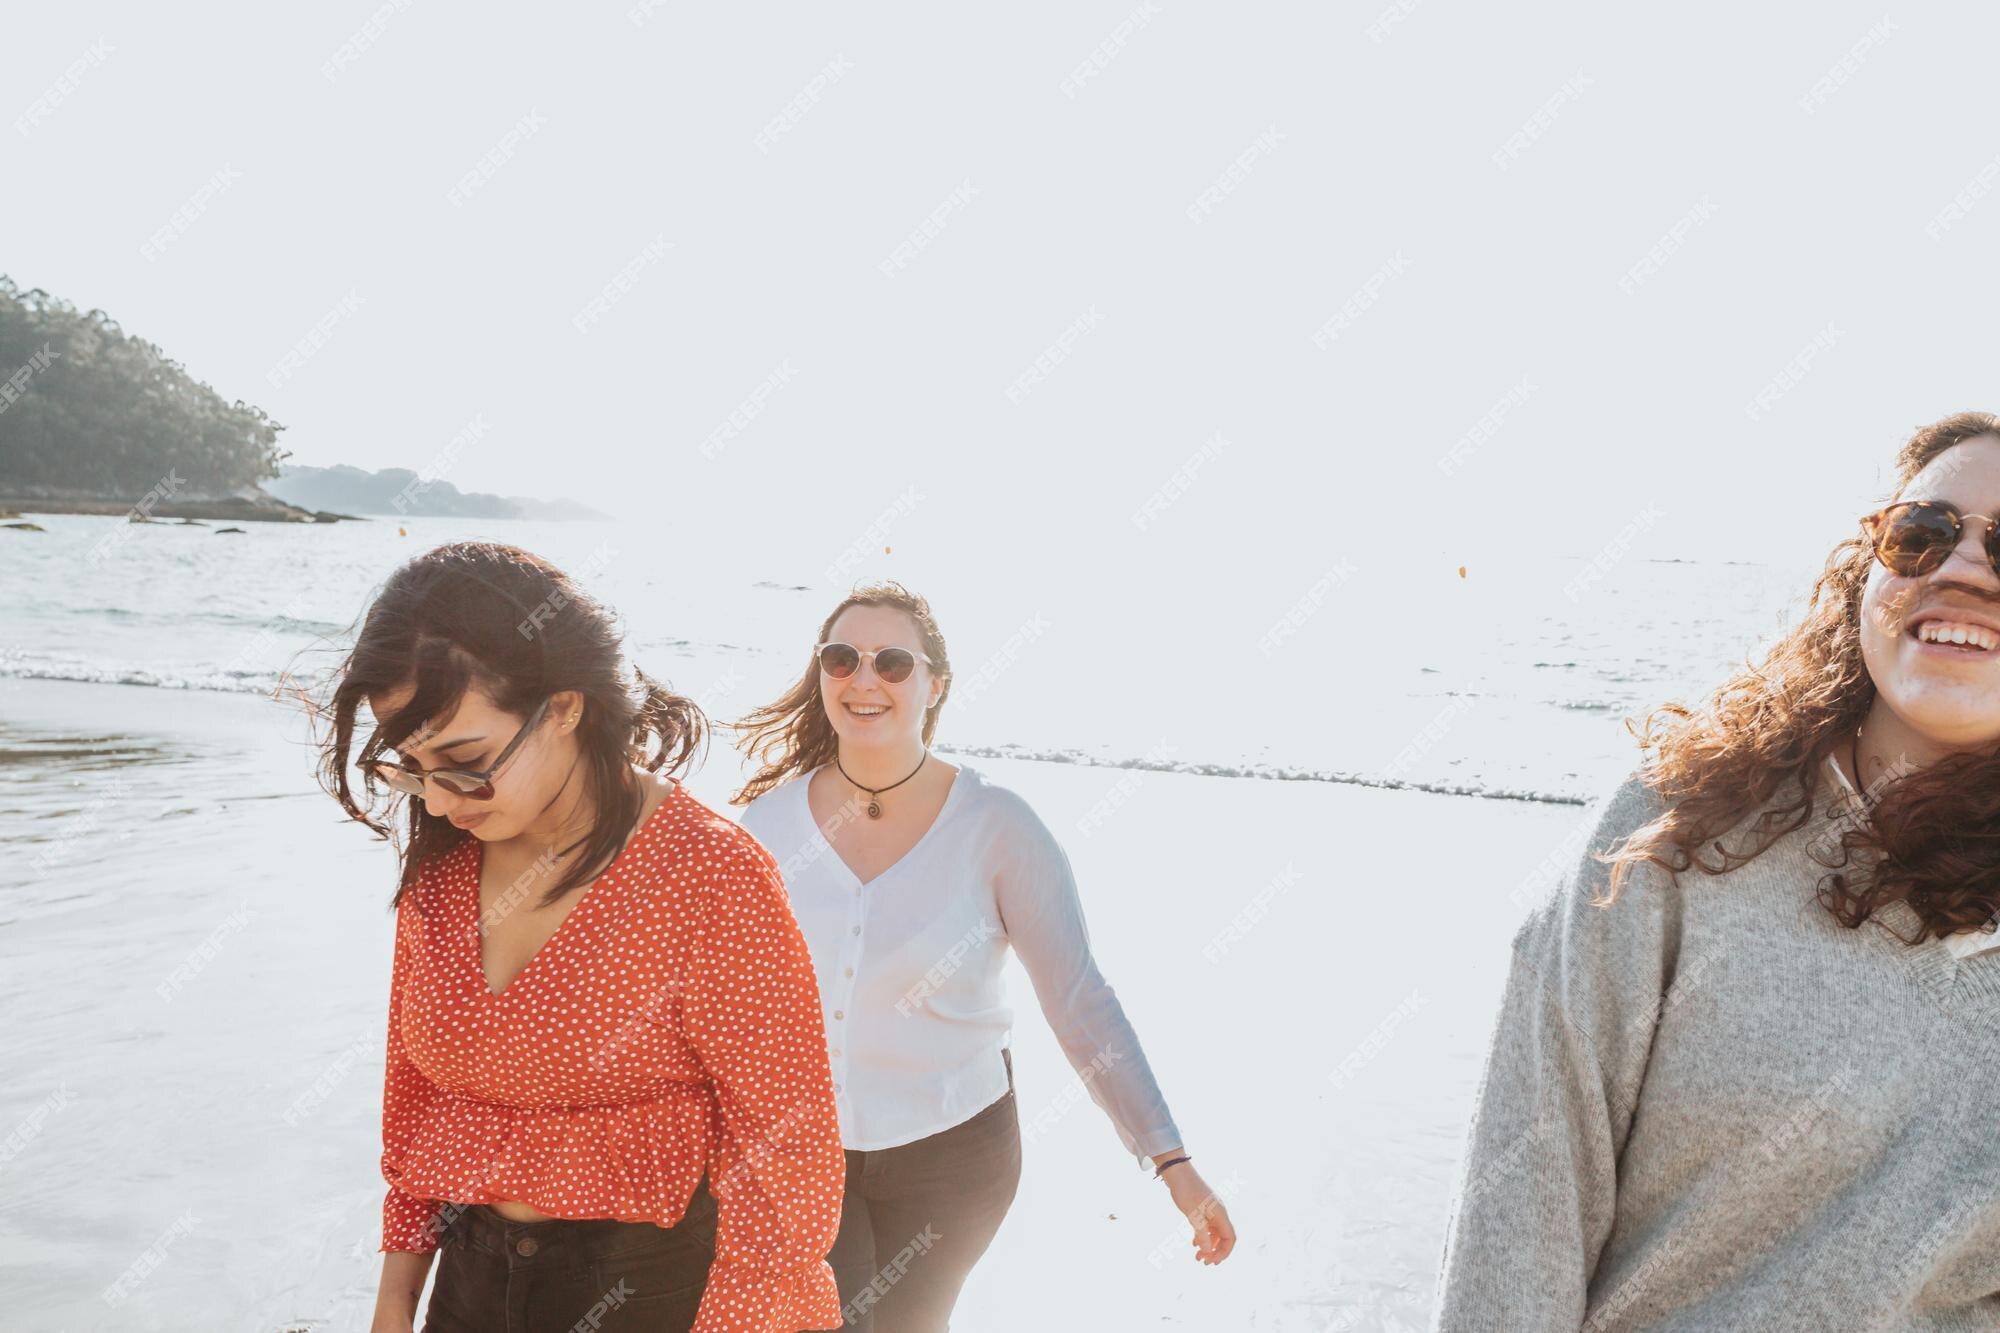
[263,463,608,522]
[0,275,604,527]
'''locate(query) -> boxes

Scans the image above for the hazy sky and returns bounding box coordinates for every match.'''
[9,2,2000,578]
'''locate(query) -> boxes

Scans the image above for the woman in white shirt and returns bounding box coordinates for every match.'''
[729,581,1235,1331]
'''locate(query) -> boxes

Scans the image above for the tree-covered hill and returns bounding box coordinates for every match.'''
[0,275,287,497]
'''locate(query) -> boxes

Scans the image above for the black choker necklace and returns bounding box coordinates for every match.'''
[836,750,928,819]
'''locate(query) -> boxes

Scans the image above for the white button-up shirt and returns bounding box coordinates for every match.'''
[737,762,1183,1168]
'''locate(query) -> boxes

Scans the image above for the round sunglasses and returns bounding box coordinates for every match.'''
[359,697,552,800]
[1860,501,2000,578]
[813,641,929,684]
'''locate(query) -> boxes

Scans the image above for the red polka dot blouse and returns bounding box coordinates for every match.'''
[378,779,845,1332]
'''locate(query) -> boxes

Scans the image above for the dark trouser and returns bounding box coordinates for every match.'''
[823,1046,1022,1333]
[422,1173,719,1333]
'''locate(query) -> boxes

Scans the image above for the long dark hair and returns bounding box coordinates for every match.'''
[730,581,952,805]
[296,541,706,910]
[1600,411,2000,943]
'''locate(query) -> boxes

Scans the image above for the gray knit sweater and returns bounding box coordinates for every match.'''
[1430,767,2000,1331]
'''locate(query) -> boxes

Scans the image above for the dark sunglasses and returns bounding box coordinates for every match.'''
[1859,501,2000,577]
[813,641,928,684]
[359,697,552,800]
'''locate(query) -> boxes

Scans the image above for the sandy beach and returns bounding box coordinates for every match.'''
[1,672,1585,1331]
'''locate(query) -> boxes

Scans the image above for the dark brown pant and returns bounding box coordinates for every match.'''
[422,1174,719,1333]
[822,1046,1023,1333]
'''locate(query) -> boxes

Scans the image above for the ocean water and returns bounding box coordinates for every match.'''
[0,512,1829,806]
[0,516,1844,1329]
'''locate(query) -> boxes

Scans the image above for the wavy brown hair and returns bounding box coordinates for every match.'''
[1598,411,2000,944]
[730,581,952,805]
[290,541,707,911]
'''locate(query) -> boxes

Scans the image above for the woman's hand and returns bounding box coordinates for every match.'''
[1162,1162,1236,1265]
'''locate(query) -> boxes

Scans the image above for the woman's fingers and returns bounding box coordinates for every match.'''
[1197,1201,1235,1263]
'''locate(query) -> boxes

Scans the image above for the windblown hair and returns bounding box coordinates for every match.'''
[294,541,707,911]
[729,581,952,805]
[1596,411,2000,943]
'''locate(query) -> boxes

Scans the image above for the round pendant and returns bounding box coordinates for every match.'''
[867,800,883,819]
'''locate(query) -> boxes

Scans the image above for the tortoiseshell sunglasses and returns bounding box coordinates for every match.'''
[359,697,553,800]
[1860,501,2000,578]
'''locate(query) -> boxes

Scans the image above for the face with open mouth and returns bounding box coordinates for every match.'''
[1858,436,2000,751]
[819,604,941,749]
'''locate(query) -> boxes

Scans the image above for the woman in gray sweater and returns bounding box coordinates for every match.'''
[1432,410,2000,1330]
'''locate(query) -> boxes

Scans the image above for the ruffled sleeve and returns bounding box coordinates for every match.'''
[379,893,445,1254]
[683,836,845,1332]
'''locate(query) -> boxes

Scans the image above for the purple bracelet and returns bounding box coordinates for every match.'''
[1153,1154,1192,1179]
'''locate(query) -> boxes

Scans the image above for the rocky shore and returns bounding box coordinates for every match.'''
[0,486,360,525]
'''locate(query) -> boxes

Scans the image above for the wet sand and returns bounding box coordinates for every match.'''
[1,673,1580,1330]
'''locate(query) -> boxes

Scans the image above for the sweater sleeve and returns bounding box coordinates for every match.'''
[380,896,445,1254]
[683,839,846,1333]
[990,790,1184,1170]
[1431,769,1680,1329]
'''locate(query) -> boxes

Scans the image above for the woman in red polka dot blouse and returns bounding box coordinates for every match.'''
[312,542,845,1333]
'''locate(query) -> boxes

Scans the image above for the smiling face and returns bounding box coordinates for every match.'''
[818,604,942,752]
[363,683,582,839]
[1858,435,2000,754]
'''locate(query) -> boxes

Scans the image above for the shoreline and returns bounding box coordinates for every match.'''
[0,669,1594,806]
[0,492,362,524]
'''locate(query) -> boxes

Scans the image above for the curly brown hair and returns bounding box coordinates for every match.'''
[1599,411,2000,944]
[729,581,952,805]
